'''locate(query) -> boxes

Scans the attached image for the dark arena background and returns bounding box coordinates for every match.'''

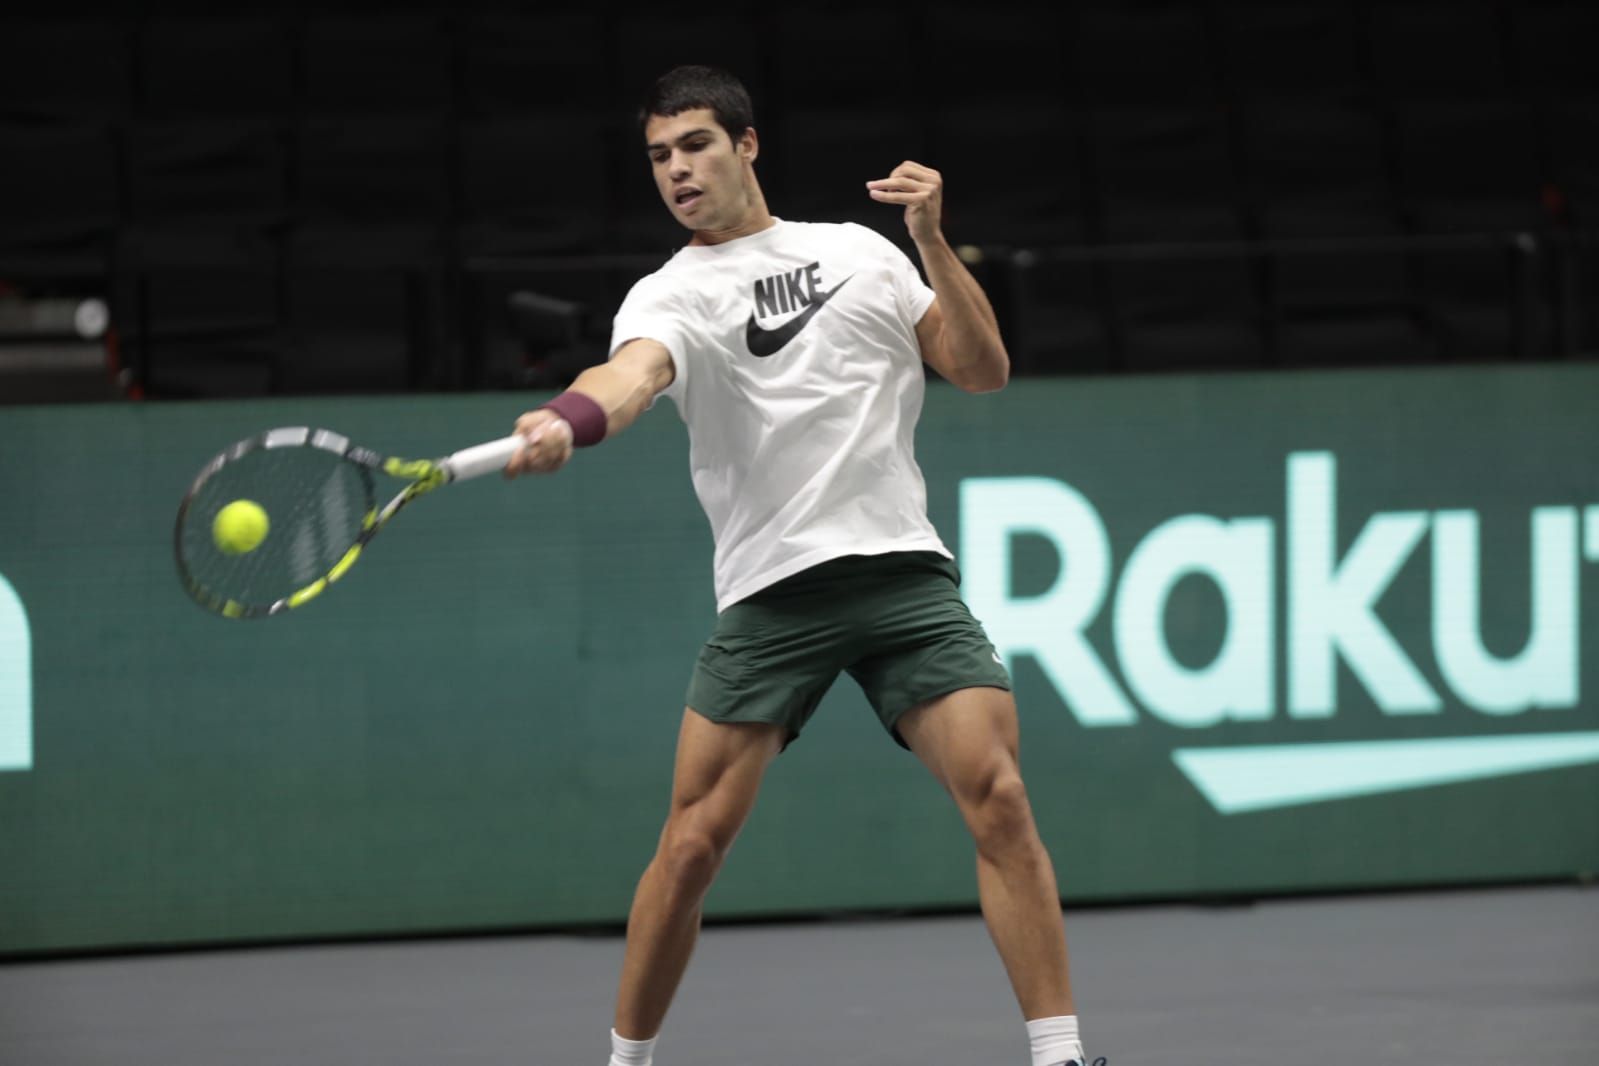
[1,4,1596,1065]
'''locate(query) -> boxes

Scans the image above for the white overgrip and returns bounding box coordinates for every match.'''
[440,434,526,482]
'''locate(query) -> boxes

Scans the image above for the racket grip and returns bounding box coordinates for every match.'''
[441,435,527,482]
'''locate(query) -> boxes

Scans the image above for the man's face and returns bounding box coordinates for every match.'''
[644,108,756,234]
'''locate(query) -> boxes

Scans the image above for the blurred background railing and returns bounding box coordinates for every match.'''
[0,2,1594,403]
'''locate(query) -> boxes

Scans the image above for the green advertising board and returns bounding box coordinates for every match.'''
[2,364,1597,955]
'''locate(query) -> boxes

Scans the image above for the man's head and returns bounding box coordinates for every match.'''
[640,65,769,243]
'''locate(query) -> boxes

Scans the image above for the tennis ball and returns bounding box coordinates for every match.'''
[213,499,270,555]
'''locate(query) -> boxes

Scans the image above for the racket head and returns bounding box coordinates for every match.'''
[174,427,382,619]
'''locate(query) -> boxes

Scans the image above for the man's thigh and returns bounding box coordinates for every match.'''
[893,685,1022,796]
[668,708,786,818]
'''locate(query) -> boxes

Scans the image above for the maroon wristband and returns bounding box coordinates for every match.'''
[540,390,607,447]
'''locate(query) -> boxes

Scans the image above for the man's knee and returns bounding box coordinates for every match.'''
[962,767,1039,855]
[657,815,733,897]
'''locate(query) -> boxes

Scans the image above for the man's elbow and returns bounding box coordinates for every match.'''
[954,350,1009,394]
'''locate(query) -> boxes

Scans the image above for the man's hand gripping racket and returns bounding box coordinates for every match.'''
[174,426,542,619]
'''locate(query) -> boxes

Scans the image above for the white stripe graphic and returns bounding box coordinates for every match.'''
[0,574,32,772]
[1172,732,1599,814]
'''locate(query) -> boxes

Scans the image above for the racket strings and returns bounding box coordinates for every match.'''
[178,446,375,610]
[279,464,359,585]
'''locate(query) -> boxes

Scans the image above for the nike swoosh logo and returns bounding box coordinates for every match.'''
[745,274,854,358]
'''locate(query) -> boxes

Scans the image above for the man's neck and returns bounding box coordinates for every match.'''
[688,209,776,247]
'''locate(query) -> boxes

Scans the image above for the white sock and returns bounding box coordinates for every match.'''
[1026,1014,1084,1066]
[608,1028,656,1066]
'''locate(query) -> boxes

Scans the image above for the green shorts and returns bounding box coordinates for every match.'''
[685,550,1012,750]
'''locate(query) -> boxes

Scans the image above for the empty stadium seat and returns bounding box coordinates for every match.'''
[1240,101,1399,237]
[462,263,632,389]
[770,8,915,114]
[125,120,287,228]
[274,155,451,393]
[303,14,450,117]
[617,12,770,116]
[1008,258,1115,375]
[0,18,133,121]
[1572,231,1599,356]
[1275,312,1433,368]
[933,102,1088,248]
[127,265,280,398]
[924,7,1073,109]
[460,12,610,118]
[0,121,119,254]
[1269,249,1431,366]
[1217,4,1366,103]
[1394,100,1545,233]
[1415,244,1535,362]
[1106,256,1266,372]
[1541,92,1599,228]
[139,15,293,119]
[1368,2,1510,103]
[1090,108,1244,243]
[109,220,282,398]
[295,117,449,228]
[1510,1,1599,95]
[1074,4,1221,107]
[458,116,610,254]
[278,267,432,394]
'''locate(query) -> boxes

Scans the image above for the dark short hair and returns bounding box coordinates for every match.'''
[639,65,754,143]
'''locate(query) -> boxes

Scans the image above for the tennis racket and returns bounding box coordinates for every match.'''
[174,426,526,619]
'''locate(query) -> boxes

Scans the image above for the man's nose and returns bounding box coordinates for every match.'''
[668,151,691,180]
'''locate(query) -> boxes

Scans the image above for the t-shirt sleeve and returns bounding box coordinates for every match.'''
[609,274,690,408]
[852,224,936,329]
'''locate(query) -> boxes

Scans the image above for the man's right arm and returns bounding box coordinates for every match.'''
[504,339,675,477]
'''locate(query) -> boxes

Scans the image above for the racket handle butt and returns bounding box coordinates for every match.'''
[442,435,525,481]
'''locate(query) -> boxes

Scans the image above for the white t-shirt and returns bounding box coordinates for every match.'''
[608,218,951,611]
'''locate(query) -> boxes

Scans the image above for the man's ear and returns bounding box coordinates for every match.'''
[739,126,759,165]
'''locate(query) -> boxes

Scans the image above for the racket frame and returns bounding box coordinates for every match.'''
[175,427,523,619]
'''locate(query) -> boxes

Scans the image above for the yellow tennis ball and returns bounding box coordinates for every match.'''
[213,499,270,555]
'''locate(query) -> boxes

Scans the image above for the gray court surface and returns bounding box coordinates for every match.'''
[2,885,1595,1066]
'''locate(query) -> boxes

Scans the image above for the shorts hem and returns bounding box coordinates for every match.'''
[881,680,1014,750]
[685,701,810,752]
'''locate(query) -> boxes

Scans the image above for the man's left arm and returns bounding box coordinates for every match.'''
[868,161,1009,394]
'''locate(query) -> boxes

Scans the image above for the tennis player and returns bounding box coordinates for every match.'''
[506,65,1089,1066]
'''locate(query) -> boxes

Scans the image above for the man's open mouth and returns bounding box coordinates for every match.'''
[675,187,703,208]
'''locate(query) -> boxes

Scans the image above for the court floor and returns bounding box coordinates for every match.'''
[2,884,1595,1066]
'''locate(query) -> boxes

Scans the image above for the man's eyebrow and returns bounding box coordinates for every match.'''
[645,127,716,153]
